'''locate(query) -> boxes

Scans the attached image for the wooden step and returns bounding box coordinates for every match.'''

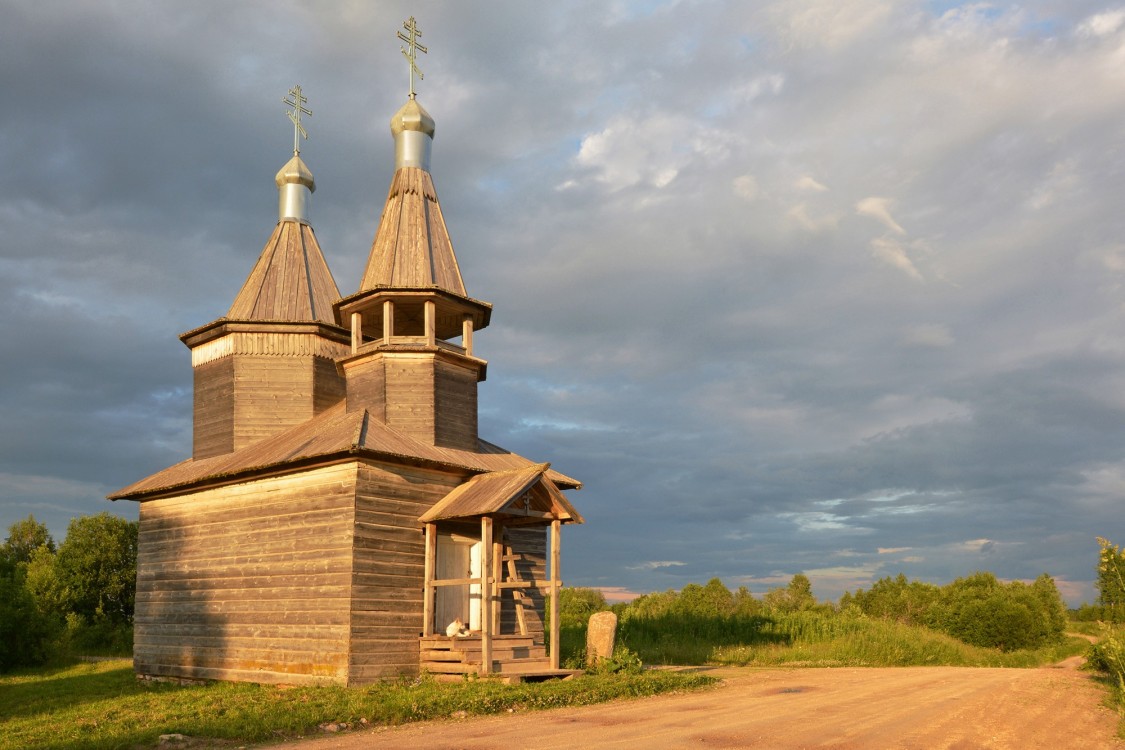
[423,647,546,656]
[419,649,467,662]
[420,635,538,649]
[420,657,556,676]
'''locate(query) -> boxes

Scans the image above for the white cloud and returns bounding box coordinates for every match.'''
[734,174,760,201]
[788,202,841,232]
[1077,10,1125,39]
[856,196,905,235]
[627,560,688,571]
[870,236,923,280]
[772,0,894,51]
[573,113,729,192]
[794,175,828,192]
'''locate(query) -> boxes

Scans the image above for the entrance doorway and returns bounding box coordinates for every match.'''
[434,533,482,632]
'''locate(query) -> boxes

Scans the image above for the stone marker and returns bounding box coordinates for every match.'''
[586,610,618,666]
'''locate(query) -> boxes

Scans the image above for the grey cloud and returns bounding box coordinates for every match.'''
[3,1,1124,606]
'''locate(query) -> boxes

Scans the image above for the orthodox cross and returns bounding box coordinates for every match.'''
[283,85,312,155]
[398,16,428,99]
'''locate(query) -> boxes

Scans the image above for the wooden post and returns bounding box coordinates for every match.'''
[350,312,362,353]
[425,300,436,347]
[492,534,503,634]
[382,300,394,342]
[462,315,474,357]
[550,519,561,669]
[422,523,436,636]
[480,516,493,674]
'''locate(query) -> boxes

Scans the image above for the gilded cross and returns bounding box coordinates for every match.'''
[398,16,428,99]
[282,85,312,155]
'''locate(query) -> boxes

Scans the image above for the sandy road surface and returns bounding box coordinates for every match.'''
[265,662,1123,750]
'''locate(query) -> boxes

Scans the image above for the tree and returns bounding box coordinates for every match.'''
[1097,537,1125,620]
[674,579,734,618]
[2,515,55,565]
[53,513,138,625]
[764,573,817,613]
[558,587,608,628]
[0,555,53,671]
[844,574,941,626]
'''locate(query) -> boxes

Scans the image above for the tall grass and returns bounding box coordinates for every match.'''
[561,610,1087,669]
[1085,623,1125,714]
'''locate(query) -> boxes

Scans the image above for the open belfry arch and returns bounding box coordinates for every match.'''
[110,19,582,685]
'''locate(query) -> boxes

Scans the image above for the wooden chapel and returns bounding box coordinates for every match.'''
[110,39,583,685]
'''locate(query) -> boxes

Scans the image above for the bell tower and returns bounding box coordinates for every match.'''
[335,19,490,450]
[182,86,349,459]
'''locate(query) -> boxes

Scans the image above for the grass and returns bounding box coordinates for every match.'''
[562,611,1089,669]
[6,609,1098,749]
[0,660,716,750]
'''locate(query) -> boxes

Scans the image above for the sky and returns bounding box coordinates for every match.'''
[3,0,1125,606]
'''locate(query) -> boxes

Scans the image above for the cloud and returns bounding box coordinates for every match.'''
[2,0,1123,610]
[870,236,923,280]
[771,0,895,51]
[628,561,688,571]
[856,197,906,235]
[734,174,760,201]
[794,175,828,192]
[788,203,841,232]
[572,113,729,191]
[591,586,644,603]
[901,324,954,348]
[1077,10,1125,38]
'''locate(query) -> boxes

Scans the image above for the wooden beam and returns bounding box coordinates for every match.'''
[430,577,483,587]
[383,300,394,342]
[350,312,362,354]
[422,523,435,636]
[462,315,474,357]
[480,516,493,674]
[550,519,561,670]
[492,537,503,634]
[425,300,436,347]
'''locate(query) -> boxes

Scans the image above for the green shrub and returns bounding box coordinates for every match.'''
[1085,625,1125,702]
[846,571,1066,652]
[0,558,56,671]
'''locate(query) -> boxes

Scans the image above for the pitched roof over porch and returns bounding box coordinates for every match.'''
[420,463,584,525]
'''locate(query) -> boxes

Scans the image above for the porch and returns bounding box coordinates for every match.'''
[419,634,580,683]
[417,463,584,680]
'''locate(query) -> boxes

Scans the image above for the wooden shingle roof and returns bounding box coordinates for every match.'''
[358,167,466,295]
[227,220,341,324]
[108,401,581,501]
[420,464,583,524]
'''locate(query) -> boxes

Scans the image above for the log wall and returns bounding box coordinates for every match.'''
[434,358,478,450]
[383,353,437,443]
[349,461,463,683]
[134,464,357,685]
[193,358,235,459]
[192,348,345,459]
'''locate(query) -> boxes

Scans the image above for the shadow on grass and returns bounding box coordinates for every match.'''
[0,660,146,722]
[621,614,792,665]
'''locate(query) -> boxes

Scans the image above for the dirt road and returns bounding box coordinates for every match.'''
[266,661,1123,749]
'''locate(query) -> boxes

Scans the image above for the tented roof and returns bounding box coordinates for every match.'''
[357,167,466,295]
[227,220,341,324]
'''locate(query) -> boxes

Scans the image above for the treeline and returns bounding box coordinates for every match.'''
[0,513,137,671]
[841,572,1067,651]
[558,569,1071,665]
